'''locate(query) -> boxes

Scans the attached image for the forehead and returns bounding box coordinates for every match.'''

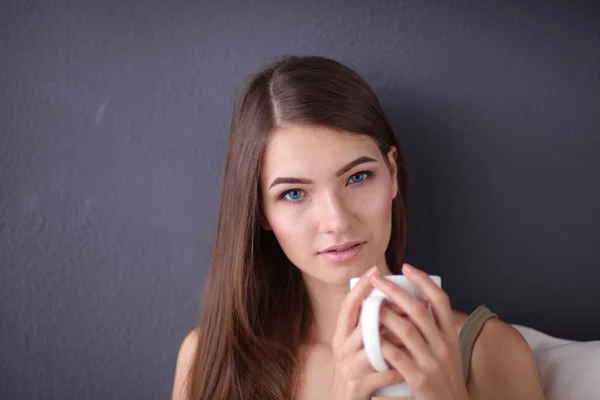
[261,124,381,177]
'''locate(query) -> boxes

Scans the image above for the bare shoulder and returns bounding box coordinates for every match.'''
[452,310,544,400]
[172,329,200,400]
[452,310,469,336]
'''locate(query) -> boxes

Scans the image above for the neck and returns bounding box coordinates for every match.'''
[302,261,392,346]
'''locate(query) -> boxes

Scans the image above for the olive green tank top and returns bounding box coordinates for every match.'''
[459,305,498,384]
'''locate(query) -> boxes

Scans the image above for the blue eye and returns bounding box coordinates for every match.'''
[282,189,304,201]
[348,171,372,184]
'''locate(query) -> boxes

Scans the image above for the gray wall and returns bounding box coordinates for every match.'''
[1,0,599,399]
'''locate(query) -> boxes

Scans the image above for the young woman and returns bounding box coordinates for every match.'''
[172,55,544,400]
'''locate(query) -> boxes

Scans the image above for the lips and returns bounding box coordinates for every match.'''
[318,241,366,262]
[320,241,365,253]
[327,243,361,252]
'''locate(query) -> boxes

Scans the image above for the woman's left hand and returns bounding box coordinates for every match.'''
[370,263,469,400]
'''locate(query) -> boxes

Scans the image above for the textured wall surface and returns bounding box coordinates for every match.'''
[1,0,599,399]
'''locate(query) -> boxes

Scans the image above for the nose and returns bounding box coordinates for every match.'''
[317,191,354,234]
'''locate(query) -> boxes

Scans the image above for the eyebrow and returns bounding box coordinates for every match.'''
[268,156,378,190]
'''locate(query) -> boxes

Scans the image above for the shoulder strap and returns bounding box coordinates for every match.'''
[459,305,498,383]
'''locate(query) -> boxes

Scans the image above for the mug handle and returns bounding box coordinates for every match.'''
[360,296,389,371]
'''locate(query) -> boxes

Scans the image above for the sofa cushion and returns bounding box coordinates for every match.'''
[513,324,600,400]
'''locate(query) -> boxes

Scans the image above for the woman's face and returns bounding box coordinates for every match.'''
[259,124,399,285]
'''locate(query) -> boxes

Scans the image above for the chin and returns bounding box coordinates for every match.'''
[319,262,373,285]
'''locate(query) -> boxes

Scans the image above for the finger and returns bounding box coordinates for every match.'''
[380,306,435,368]
[380,337,419,383]
[383,298,428,316]
[362,369,406,395]
[379,310,406,348]
[371,274,442,350]
[335,266,379,339]
[345,348,380,377]
[402,264,454,335]
[338,324,364,356]
[381,328,405,348]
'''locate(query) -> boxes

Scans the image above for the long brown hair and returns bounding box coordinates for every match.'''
[186,55,409,399]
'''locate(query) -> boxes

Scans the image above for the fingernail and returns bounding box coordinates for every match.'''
[367,266,379,277]
[402,263,414,273]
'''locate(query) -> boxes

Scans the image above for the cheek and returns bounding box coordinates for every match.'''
[263,202,311,257]
[370,185,394,220]
[269,216,313,267]
[380,195,393,218]
[263,201,294,241]
[270,221,294,243]
[354,190,393,232]
[269,215,301,251]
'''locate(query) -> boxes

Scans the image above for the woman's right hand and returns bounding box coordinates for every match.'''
[331,266,405,400]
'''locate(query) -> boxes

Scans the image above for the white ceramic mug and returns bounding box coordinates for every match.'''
[349,274,442,397]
